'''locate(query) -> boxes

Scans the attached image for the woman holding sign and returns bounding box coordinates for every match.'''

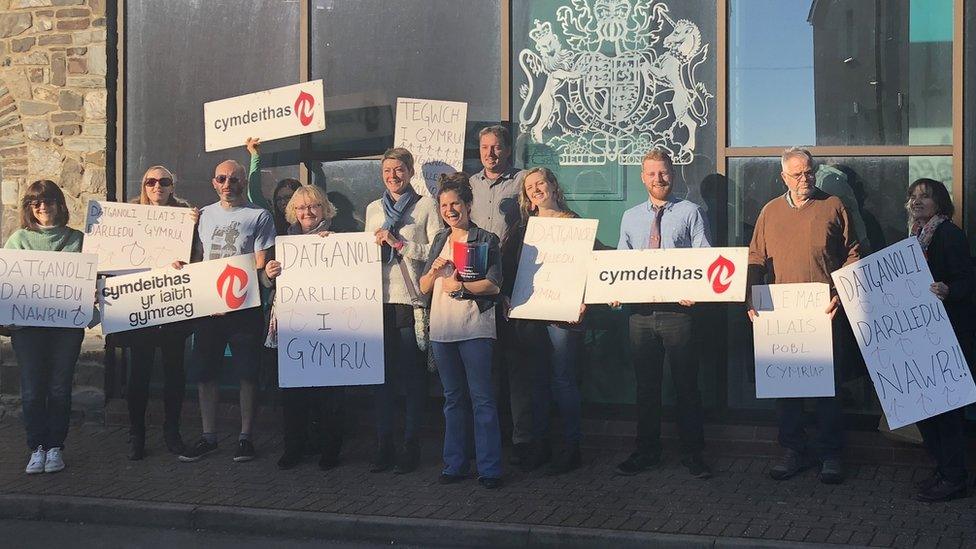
[500,168,585,475]
[420,173,504,489]
[4,180,85,474]
[264,185,346,471]
[123,166,197,460]
[906,178,975,502]
[364,148,442,474]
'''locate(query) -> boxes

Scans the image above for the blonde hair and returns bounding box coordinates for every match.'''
[641,148,674,170]
[284,184,337,225]
[518,167,572,222]
[137,165,190,207]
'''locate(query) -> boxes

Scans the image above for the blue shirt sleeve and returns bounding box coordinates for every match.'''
[617,211,631,250]
[253,209,277,252]
[690,207,711,248]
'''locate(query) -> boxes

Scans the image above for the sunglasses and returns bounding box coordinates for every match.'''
[144,177,173,188]
[214,175,242,185]
[27,199,55,209]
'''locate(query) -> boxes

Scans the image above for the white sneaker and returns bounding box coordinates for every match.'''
[25,446,45,474]
[44,447,65,473]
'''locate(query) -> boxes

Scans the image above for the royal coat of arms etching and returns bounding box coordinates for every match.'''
[518,0,712,166]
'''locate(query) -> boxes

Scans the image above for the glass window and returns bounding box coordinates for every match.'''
[729,0,953,147]
[125,0,300,207]
[725,155,953,411]
[309,0,501,158]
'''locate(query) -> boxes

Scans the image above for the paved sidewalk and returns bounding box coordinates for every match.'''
[0,421,972,548]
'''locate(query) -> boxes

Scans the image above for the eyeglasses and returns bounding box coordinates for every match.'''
[295,204,323,213]
[785,171,815,182]
[144,177,173,188]
[214,175,242,185]
[27,199,55,209]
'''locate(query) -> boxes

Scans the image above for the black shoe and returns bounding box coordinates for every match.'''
[509,442,530,466]
[615,452,659,476]
[916,479,967,502]
[318,453,340,471]
[370,439,396,473]
[681,454,713,479]
[277,451,303,470]
[233,439,255,462]
[819,458,845,485]
[769,449,816,480]
[163,426,185,456]
[522,442,552,472]
[438,473,466,485]
[915,470,942,492]
[128,430,145,461]
[178,438,218,462]
[478,476,503,489]
[393,440,420,474]
[545,444,581,476]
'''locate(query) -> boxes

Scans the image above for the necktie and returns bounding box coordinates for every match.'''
[648,205,664,249]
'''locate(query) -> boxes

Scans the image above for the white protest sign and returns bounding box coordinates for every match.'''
[275,233,384,388]
[82,200,195,275]
[584,247,748,304]
[394,98,467,196]
[752,283,834,398]
[832,237,976,429]
[509,217,598,322]
[0,249,97,328]
[98,254,260,334]
[204,80,326,152]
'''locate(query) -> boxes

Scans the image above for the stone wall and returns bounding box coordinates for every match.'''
[0,0,109,422]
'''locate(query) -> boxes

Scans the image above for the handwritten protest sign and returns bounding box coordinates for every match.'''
[752,283,834,398]
[832,237,976,429]
[0,249,97,328]
[584,247,748,304]
[204,80,326,152]
[275,233,384,388]
[98,254,260,334]
[394,98,467,195]
[83,200,195,275]
[510,217,598,322]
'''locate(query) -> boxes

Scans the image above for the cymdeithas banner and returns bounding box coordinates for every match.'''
[0,249,97,328]
[204,80,326,152]
[752,283,834,398]
[83,200,195,275]
[275,233,384,388]
[584,247,748,304]
[832,237,976,429]
[98,254,260,334]
[394,98,467,196]
[509,217,598,322]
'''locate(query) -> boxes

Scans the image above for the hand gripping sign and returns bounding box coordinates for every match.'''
[204,80,326,152]
[584,247,748,304]
[832,237,976,429]
[98,254,260,334]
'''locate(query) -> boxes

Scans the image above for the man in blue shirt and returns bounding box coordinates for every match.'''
[614,149,712,479]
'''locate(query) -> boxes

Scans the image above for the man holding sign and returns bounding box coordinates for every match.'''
[614,149,712,479]
[178,159,275,464]
[747,147,860,484]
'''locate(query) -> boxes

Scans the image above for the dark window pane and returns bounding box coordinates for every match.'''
[729,0,952,146]
[125,1,300,207]
[309,0,501,158]
[726,155,952,412]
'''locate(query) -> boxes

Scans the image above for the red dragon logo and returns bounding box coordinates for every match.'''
[294,90,315,127]
[216,264,249,309]
[707,255,734,294]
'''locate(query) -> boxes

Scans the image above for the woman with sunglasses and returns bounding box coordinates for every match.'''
[122,166,198,460]
[4,180,85,474]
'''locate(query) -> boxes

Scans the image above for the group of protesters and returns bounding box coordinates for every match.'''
[3,123,972,501]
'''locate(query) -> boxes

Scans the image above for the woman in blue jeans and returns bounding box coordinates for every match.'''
[419,172,504,489]
[3,180,85,475]
[500,168,585,475]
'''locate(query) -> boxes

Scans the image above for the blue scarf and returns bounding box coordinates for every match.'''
[381,187,419,262]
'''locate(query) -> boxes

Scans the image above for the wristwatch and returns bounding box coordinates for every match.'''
[449,281,466,299]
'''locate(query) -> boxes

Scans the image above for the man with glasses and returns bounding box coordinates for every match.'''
[746,147,860,484]
[614,148,713,479]
[178,159,276,463]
